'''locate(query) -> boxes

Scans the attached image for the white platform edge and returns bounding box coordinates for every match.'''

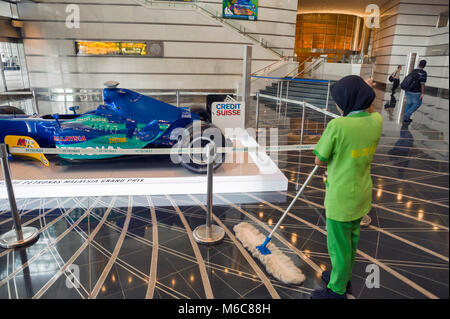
[0,134,288,199]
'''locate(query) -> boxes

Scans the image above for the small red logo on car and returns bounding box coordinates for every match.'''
[54,136,87,142]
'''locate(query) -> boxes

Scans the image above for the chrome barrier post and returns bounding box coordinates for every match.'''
[0,144,39,249]
[297,101,307,191]
[193,143,225,244]
[323,81,331,130]
[285,80,290,120]
[278,81,283,119]
[255,92,260,131]
[176,90,180,107]
[276,81,280,117]
[242,45,252,127]
[300,102,306,145]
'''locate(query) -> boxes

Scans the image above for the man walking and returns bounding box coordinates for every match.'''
[390,65,402,96]
[402,60,427,123]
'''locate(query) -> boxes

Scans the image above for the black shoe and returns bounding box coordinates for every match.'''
[311,287,347,299]
[321,271,352,295]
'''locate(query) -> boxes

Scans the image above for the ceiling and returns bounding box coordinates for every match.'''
[298,0,391,17]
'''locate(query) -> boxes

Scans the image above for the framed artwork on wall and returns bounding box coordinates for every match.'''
[223,0,258,21]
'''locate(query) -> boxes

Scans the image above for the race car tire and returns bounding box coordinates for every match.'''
[175,121,228,174]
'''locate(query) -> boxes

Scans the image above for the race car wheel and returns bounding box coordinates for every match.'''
[176,121,227,174]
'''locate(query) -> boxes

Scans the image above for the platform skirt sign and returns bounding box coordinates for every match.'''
[223,0,258,20]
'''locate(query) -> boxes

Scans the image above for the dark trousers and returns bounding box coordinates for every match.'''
[391,79,400,95]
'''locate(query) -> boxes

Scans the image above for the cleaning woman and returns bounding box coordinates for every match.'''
[311,75,383,299]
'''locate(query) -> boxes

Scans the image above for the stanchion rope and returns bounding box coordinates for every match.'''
[8,144,316,156]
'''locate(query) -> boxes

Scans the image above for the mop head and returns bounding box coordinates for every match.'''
[234,222,306,285]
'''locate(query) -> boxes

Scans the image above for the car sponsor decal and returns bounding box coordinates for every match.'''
[109,137,127,144]
[54,136,87,142]
[181,109,191,119]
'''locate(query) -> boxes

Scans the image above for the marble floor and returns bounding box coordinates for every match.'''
[0,88,448,299]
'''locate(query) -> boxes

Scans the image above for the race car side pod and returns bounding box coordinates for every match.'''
[192,143,225,244]
[0,144,40,249]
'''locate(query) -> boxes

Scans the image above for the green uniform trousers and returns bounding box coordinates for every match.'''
[326,217,362,295]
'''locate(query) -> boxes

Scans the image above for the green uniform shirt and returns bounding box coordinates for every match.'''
[313,111,383,222]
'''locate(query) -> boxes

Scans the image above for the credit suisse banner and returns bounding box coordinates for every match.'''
[211,101,245,134]
[223,0,258,21]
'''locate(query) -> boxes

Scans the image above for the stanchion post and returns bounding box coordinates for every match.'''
[206,144,214,237]
[276,81,280,117]
[193,143,225,244]
[255,91,260,131]
[325,81,330,111]
[1,144,22,240]
[0,144,39,249]
[300,102,306,145]
[278,81,283,119]
[285,80,290,120]
[324,81,330,130]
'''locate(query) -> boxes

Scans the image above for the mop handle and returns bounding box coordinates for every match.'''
[268,165,319,239]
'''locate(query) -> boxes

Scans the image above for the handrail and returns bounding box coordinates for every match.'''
[251,56,294,76]
[134,0,283,58]
[285,56,313,78]
[34,90,236,98]
[293,57,325,78]
[251,75,329,83]
[258,93,339,118]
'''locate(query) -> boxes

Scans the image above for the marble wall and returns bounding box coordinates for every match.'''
[372,0,449,90]
[16,0,298,114]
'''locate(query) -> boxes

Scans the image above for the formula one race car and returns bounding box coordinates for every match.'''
[0,82,227,174]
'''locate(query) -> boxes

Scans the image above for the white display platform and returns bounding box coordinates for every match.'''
[0,135,288,199]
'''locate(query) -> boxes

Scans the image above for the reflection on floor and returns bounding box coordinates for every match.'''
[0,88,448,299]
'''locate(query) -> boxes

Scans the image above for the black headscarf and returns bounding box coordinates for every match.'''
[330,75,376,116]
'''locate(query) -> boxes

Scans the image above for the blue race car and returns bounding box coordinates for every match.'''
[0,82,227,173]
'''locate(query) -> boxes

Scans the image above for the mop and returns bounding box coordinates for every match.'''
[234,165,319,285]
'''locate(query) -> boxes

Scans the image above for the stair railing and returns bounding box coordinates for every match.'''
[292,57,325,78]
[251,56,295,77]
[253,76,335,122]
[285,56,313,78]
